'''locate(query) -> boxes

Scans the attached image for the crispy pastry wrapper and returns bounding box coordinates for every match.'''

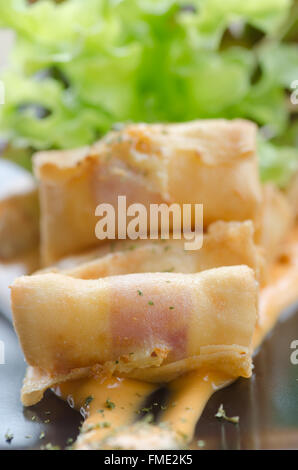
[0,159,39,259]
[34,119,262,264]
[12,266,258,406]
[43,220,264,283]
[257,183,294,261]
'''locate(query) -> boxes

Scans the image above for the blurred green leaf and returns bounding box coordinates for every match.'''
[0,0,297,184]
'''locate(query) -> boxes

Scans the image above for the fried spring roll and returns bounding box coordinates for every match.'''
[12,266,257,384]
[257,184,293,260]
[0,159,39,259]
[47,221,264,282]
[34,119,262,264]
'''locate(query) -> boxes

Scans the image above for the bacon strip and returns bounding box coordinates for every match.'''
[11,266,257,385]
[34,120,261,264]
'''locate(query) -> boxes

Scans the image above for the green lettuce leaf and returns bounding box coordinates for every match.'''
[0,0,297,185]
[259,138,298,187]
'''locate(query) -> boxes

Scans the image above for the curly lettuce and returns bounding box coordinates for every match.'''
[0,0,297,186]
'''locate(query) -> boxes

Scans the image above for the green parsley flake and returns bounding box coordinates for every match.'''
[84,395,94,407]
[5,431,13,443]
[215,404,239,424]
[197,440,205,448]
[105,399,115,410]
[85,422,110,431]
[143,413,154,424]
[41,443,60,450]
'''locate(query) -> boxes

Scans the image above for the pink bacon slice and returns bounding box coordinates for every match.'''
[11,266,257,383]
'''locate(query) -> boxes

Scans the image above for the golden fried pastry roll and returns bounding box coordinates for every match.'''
[21,365,91,406]
[257,184,294,260]
[12,266,257,384]
[34,119,262,264]
[49,221,264,282]
[0,159,39,259]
